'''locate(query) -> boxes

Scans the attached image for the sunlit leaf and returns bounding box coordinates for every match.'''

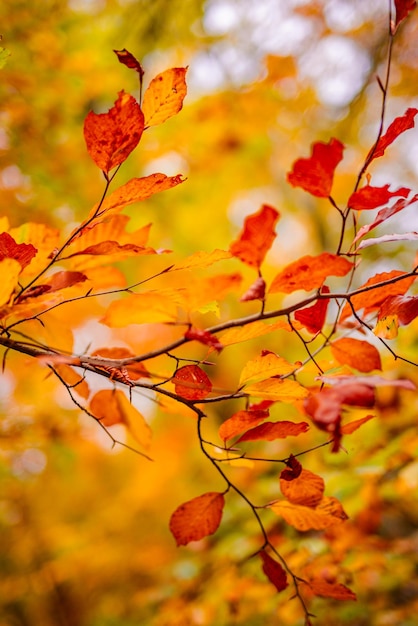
[270,253,352,294]
[236,420,309,443]
[230,204,280,268]
[90,347,150,380]
[218,409,270,441]
[218,320,295,348]
[330,338,382,372]
[84,91,144,173]
[172,365,212,401]
[260,551,288,592]
[142,67,188,127]
[348,184,410,210]
[287,138,344,197]
[341,414,374,434]
[271,496,348,531]
[239,351,296,386]
[169,492,224,546]
[245,377,308,402]
[54,364,90,399]
[369,108,418,160]
[0,231,37,270]
[377,294,418,326]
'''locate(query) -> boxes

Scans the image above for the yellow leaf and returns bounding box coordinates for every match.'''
[101,291,180,327]
[239,352,296,387]
[271,496,348,531]
[244,377,308,401]
[0,258,21,307]
[142,67,188,127]
[219,320,295,348]
[373,314,399,339]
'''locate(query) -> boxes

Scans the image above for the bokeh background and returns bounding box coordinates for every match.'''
[0,1,417,624]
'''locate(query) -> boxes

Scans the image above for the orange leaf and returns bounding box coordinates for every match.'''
[280,469,324,508]
[89,173,185,219]
[8,222,60,277]
[348,184,410,210]
[172,249,232,271]
[83,91,144,173]
[236,420,309,443]
[0,258,21,307]
[260,551,288,592]
[184,327,223,352]
[172,365,212,401]
[101,291,180,327]
[218,320,295,348]
[54,364,90,399]
[271,496,348,531]
[269,253,353,294]
[142,67,188,127]
[245,377,309,402]
[169,492,225,546]
[230,204,280,268]
[341,414,374,434]
[377,294,418,326]
[218,409,270,441]
[287,138,344,198]
[0,231,37,270]
[294,285,330,334]
[369,108,418,160]
[306,579,356,601]
[331,338,382,372]
[239,351,296,386]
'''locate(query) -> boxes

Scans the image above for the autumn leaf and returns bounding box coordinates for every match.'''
[114,48,144,78]
[348,184,410,210]
[218,409,270,442]
[171,249,232,271]
[270,253,352,294]
[287,138,344,198]
[54,364,90,399]
[230,204,280,268]
[240,276,266,302]
[245,377,309,402]
[101,291,180,327]
[184,327,223,352]
[84,91,144,173]
[0,231,37,270]
[294,285,330,334]
[271,496,348,531]
[330,338,382,372]
[394,0,417,31]
[280,454,302,481]
[172,365,212,401]
[280,469,325,508]
[341,414,374,434]
[368,108,418,161]
[373,295,418,338]
[236,420,309,443]
[305,579,356,601]
[355,232,418,251]
[239,351,296,386]
[260,551,288,592]
[169,492,225,546]
[218,320,295,348]
[0,258,22,307]
[90,347,150,380]
[142,67,188,127]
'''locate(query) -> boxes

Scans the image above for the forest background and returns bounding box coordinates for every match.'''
[0,1,417,625]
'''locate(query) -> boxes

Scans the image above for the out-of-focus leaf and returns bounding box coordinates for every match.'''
[142,67,188,127]
[90,347,150,380]
[184,327,223,352]
[280,468,325,507]
[330,338,382,372]
[287,138,344,198]
[169,492,224,546]
[239,351,296,387]
[54,364,90,399]
[355,232,418,250]
[394,0,417,31]
[271,496,348,531]
[101,291,180,327]
[306,579,357,601]
[260,551,288,592]
[218,320,295,348]
[236,420,309,443]
[240,276,266,302]
[172,249,231,270]
[0,258,22,307]
[341,414,374,434]
[270,253,352,294]
[172,365,212,401]
[245,377,309,402]
[230,204,280,268]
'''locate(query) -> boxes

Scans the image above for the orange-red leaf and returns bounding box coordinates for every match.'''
[184,327,223,352]
[230,204,280,268]
[84,91,144,173]
[294,285,330,334]
[114,48,144,78]
[240,276,266,302]
[280,469,325,508]
[287,138,344,198]
[377,294,418,326]
[0,231,37,270]
[271,496,348,531]
[169,492,225,546]
[260,551,288,592]
[236,420,309,443]
[173,365,212,401]
[341,414,374,434]
[218,409,270,441]
[348,184,410,210]
[369,108,418,161]
[331,338,382,372]
[142,67,188,127]
[306,579,357,601]
[270,253,352,294]
[351,193,418,246]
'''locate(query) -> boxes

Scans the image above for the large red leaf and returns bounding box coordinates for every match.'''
[287,138,344,198]
[169,492,225,546]
[270,253,352,294]
[260,551,288,592]
[0,231,37,270]
[230,204,280,268]
[84,91,144,173]
[368,108,418,161]
[348,184,410,210]
[172,365,212,401]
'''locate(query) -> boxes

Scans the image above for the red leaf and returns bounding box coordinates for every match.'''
[260,551,288,592]
[394,0,416,30]
[348,184,410,211]
[287,138,344,198]
[240,276,266,302]
[294,285,330,333]
[172,365,212,401]
[377,295,418,326]
[369,108,418,161]
[351,193,418,246]
[236,420,309,443]
[114,48,144,78]
[169,492,225,546]
[230,204,280,268]
[306,579,356,601]
[280,454,303,481]
[270,253,352,294]
[185,327,223,352]
[0,232,37,270]
[83,91,144,173]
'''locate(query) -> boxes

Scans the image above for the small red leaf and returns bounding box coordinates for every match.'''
[369,108,418,161]
[236,420,309,443]
[348,184,410,210]
[260,551,288,592]
[230,205,279,268]
[0,232,37,270]
[240,276,266,302]
[287,138,344,198]
[351,193,418,246]
[185,327,223,351]
[172,365,212,400]
[169,492,225,546]
[294,285,330,333]
[114,48,144,78]
[280,454,303,481]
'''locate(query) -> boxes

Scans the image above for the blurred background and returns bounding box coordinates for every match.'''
[0,1,417,625]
